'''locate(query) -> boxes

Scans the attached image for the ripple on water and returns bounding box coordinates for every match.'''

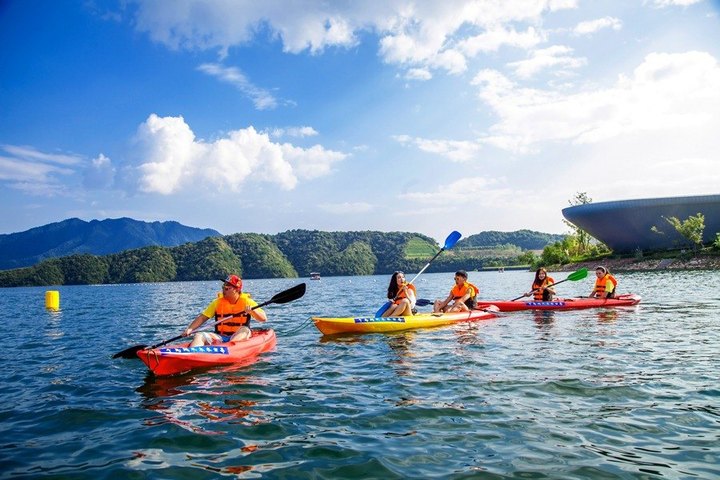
[2,273,719,478]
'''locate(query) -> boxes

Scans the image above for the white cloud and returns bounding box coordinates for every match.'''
[197,63,278,110]
[405,68,433,81]
[270,126,319,138]
[0,155,71,183]
[573,16,622,35]
[472,51,720,152]
[458,26,545,56]
[0,145,79,195]
[399,176,517,206]
[394,135,482,162]
[652,0,702,7]
[507,45,587,79]
[319,202,373,214]
[131,0,578,76]
[128,114,346,195]
[0,144,82,166]
[83,154,116,189]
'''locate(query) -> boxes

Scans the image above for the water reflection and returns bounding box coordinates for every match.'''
[136,360,270,435]
[385,333,415,377]
[596,309,619,323]
[532,310,555,327]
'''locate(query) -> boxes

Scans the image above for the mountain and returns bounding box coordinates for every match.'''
[0,218,221,270]
[0,227,568,287]
[457,229,566,251]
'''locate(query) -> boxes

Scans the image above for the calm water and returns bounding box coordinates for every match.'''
[0,270,718,479]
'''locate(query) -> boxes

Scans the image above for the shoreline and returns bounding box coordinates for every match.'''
[554,253,720,272]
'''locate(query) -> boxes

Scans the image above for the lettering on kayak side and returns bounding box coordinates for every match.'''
[158,346,230,355]
[353,317,407,324]
[526,302,566,307]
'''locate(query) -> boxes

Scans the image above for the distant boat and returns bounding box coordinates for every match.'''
[310,272,321,280]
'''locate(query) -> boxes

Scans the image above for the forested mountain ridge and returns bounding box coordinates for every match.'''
[0,222,565,287]
[457,230,566,250]
[0,218,221,270]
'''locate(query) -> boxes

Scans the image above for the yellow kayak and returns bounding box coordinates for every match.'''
[312,307,498,335]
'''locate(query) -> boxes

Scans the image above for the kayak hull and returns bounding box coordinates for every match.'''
[136,328,276,376]
[475,293,641,312]
[312,308,498,335]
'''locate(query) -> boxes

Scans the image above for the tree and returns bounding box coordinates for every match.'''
[516,250,537,266]
[563,192,593,255]
[654,213,706,252]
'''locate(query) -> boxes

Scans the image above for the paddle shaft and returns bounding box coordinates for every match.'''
[511,268,588,301]
[511,279,562,302]
[376,231,461,317]
[406,247,446,286]
[406,230,462,286]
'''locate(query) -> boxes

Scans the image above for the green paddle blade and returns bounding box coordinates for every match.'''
[566,267,588,281]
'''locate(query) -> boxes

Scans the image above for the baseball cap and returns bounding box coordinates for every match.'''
[223,274,242,290]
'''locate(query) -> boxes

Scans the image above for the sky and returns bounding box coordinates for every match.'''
[1,0,720,243]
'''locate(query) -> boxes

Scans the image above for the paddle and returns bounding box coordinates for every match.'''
[509,268,588,301]
[112,282,307,359]
[375,230,462,316]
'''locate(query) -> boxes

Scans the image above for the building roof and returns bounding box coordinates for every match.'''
[561,194,720,253]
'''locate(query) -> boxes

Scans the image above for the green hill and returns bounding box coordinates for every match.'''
[0,226,561,287]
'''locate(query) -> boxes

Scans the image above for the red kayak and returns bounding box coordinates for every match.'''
[137,328,276,376]
[475,293,641,312]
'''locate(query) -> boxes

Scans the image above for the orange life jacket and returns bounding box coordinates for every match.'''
[451,281,479,308]
[594,274,617,296]
[214,293,252,336]
[451,282,479,301]
[394,283,417,304]
[532,276,555,301]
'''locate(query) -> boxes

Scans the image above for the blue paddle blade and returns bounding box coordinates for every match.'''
[375,301,392,317]
[443,231,462,250]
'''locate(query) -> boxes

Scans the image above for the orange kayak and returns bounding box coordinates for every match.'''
[136,328,276,376]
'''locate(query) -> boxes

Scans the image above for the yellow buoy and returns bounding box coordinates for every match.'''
[45,290,60,310]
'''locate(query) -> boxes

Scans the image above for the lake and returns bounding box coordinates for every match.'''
[1,270,718,479]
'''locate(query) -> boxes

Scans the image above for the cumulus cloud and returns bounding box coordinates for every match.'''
[127,114,346,195]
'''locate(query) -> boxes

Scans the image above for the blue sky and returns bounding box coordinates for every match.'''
[1,0,719,243]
